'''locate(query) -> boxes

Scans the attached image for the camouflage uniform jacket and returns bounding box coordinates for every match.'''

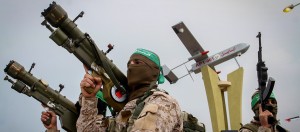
[76,89,183,132]
[239,120,288,132]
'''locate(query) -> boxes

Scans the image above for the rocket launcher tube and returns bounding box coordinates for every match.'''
[41,2,128,112]
[4,60,78,132]
[42,2,127,88]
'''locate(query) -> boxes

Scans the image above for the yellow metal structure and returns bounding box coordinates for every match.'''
[227,67,244,130]
[201,65,244,131]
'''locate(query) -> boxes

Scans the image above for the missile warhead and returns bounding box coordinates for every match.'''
[285,116,299,122]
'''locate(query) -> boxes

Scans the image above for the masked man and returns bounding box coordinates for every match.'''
[239,91,288,132]
[75,48,183,131]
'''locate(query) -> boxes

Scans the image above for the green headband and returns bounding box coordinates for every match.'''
[251,92,276,108]
[96,90,107,103]
[133,48,165,84]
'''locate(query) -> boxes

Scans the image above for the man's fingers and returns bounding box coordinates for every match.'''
[94,77,102,84]
[80,82,90,89]
[80,72,103,97]
[264,110,273,117]
[41,111,50,121]
[80,78,95,88]
[41,117,46,122]
[81,74,102,89]
[84,78,95,87]
[41,115,47,120]
[84,73,93,80]
[48,111,56,116]
[94,77,102,90]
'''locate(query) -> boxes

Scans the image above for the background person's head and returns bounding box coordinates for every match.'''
[251,90,278,121]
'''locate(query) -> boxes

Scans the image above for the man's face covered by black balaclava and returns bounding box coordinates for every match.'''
[127,54,160,101]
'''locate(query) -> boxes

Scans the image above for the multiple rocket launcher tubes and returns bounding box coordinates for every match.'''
[7,1,299,132]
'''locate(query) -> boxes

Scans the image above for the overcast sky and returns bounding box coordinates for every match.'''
[1,0,299,131]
